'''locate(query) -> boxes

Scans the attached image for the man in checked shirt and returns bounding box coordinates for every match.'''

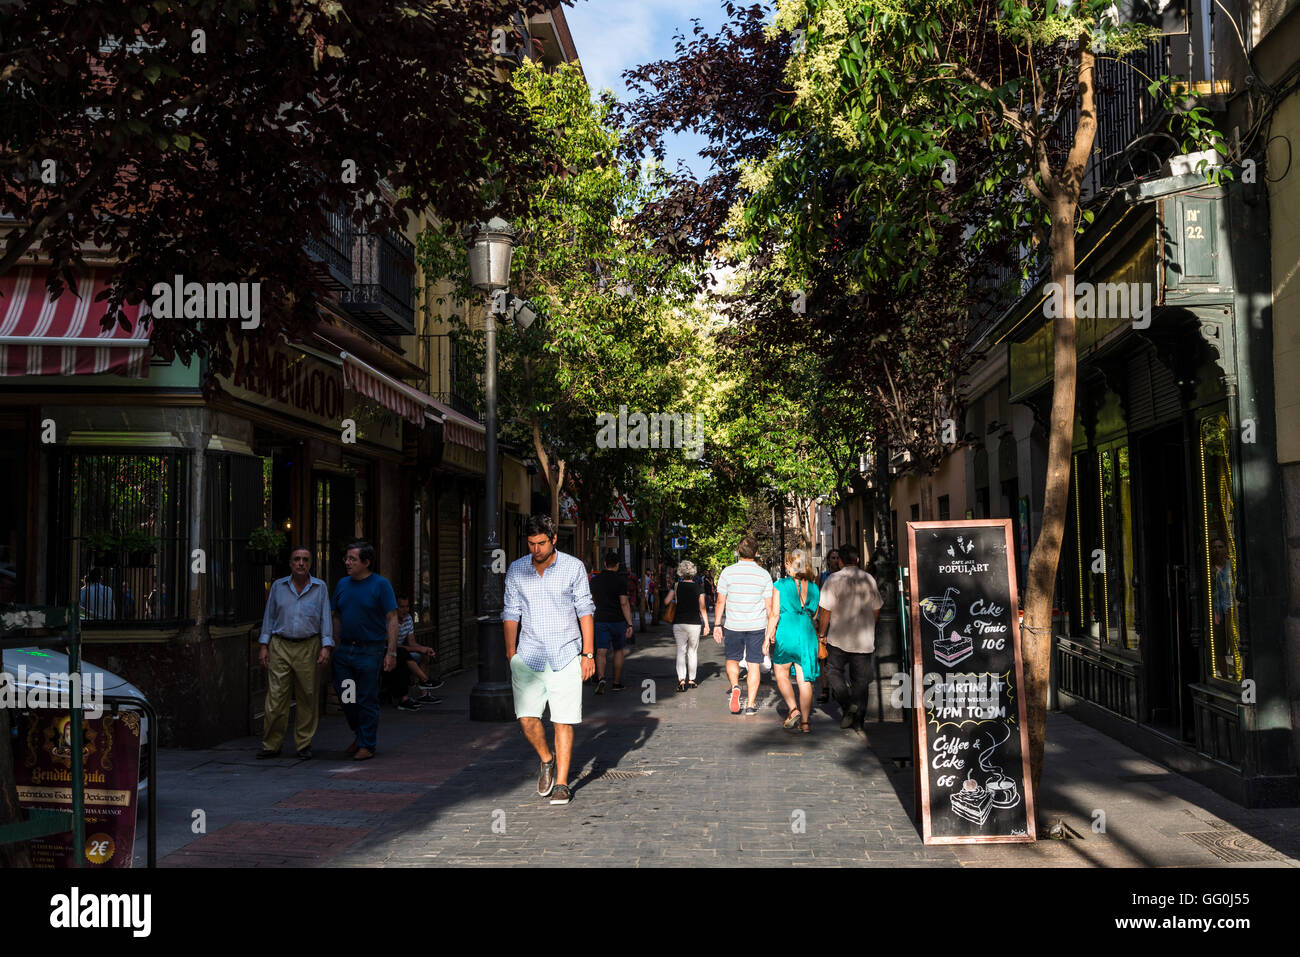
[502,513,596,806]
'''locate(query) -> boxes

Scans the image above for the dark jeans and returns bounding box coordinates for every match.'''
[824,645,874,717]
[332,642,385,751]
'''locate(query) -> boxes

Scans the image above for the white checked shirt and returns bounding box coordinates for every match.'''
[502,550,595,671]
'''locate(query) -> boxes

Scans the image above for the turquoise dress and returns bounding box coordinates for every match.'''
[772,577,820,682]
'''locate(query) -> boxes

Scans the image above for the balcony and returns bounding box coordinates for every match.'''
[1055,36,1170,202]
[340,229,416,336]
[424,333,483,422]
[304,204,353,291]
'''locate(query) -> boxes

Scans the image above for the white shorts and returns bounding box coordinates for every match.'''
[510,653,583,725]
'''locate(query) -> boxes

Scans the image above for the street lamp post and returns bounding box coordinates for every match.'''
[465,217,517,722]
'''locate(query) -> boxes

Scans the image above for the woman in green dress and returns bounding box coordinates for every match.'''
[763,550,821,733]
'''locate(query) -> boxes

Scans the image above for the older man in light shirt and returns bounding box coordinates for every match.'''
[257,546,333,760]
[502,514,595,807]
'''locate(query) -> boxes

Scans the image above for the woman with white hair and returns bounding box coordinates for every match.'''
[666,559,709,692]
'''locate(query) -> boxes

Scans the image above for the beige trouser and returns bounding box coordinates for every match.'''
[262,636,322,752]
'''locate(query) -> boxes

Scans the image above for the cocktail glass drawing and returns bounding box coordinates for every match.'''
[920,587,958,644]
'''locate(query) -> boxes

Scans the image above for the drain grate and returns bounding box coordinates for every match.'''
[1181,829,1287,863]
[587,768,655,782]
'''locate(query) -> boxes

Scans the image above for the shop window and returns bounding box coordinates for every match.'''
[1069,444,1140,649]
[1069,451,1096,638]
[206,453,270,623]
[1200,412,1242,682]
[49,451,188,626]
[1097,445,1140,649]
[0,428,26,604]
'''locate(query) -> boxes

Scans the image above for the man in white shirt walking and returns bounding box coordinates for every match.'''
[502,514,596,806]
[711,535,772,715]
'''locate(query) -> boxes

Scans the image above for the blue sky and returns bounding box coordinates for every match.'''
[563,0,737,178]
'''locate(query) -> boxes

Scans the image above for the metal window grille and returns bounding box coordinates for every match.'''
[422,333,483,421]
[49,450,188,627]
[206,453,270,623]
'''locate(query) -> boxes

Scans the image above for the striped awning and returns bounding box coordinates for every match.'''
[340,351,437,426]
[0,268,150,377]
[430,398,486,451]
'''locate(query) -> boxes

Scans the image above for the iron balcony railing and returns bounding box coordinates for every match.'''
[1057,36,1171,202]
[966,37,1171,342]
[304,204,353,291]
[341,229,416,336]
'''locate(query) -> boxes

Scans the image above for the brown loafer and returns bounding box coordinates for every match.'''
[353,747,374,761]
[345,739,359,756]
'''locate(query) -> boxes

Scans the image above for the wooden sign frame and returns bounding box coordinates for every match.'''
[906,519,1036,845]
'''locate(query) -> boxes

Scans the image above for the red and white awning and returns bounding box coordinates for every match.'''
[430,398,486,450]
[0,268,150,377]
[340,351,439,426]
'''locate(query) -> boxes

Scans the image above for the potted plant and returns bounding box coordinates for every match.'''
[84,529,118,567]
[120,528,156,567]
[247,527,287,565]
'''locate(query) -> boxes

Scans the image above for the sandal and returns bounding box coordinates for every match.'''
[687,680,698,689]
[676,680,688,693]
[800,720,812,733]
[782,709,801,730]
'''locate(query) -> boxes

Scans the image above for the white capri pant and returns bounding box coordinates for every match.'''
[673,623,702,681]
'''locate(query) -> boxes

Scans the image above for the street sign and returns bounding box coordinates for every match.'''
[671,537,688,550]
[906,519,1035,845]
[606,495,634,524]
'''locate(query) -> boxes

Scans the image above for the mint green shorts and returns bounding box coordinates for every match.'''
[510,653,583,725]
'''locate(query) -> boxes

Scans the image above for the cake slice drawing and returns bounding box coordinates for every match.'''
[950,778,993,825]
[934,629,973,667]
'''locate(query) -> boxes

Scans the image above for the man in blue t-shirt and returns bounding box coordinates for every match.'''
[330,540,398,761]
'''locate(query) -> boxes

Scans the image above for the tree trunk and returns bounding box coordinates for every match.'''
[551,460,565,528]
[1022,48,1097,812]
[1022,197,1081,807]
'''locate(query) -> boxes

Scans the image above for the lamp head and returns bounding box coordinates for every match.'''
[463,217,516,292]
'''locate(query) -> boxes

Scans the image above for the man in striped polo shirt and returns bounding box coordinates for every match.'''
[711,535,772,715]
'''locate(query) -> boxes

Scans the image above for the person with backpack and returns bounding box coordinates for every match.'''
[763,550,821,733]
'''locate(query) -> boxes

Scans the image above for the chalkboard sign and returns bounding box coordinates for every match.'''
[906,519,1036,844]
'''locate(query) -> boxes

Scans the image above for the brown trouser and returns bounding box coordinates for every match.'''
[262,635,322,752]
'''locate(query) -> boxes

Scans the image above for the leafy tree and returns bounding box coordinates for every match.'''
[0,0,555,373]
[421,59,705,526]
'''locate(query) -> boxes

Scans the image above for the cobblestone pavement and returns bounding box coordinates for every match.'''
[143,623,1300,867]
